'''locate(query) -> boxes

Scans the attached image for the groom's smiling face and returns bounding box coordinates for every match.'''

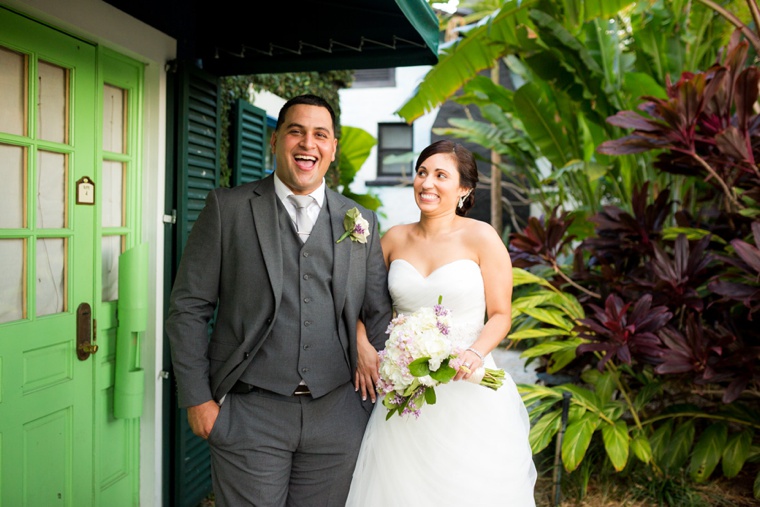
[271,104,337,195]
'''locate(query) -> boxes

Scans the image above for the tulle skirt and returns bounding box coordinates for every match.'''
[346,356,537,506]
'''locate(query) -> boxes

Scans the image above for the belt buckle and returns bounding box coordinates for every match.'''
[293,385,311,396]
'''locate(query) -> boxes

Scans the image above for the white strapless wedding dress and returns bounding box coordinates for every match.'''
[346,259,537,506]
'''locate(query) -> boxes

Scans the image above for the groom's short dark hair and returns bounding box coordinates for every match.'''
[276,94,337,134]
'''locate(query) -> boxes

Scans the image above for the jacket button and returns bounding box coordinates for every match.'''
[266,317,273,324]
[244,352,249,359]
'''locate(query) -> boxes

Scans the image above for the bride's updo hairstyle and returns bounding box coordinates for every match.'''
[415,139,479,216]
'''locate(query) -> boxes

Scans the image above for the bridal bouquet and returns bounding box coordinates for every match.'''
[376,298,506,419]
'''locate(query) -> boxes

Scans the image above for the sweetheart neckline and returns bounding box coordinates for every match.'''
[390,258,480,279]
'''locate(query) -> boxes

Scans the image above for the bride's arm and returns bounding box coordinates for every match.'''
[457,223,514,380]
[354,319,380,403]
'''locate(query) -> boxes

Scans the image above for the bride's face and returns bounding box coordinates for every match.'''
[414,153,469,214]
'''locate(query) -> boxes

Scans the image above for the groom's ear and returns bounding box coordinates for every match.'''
[270,131,277,153]
[331,138,338,162]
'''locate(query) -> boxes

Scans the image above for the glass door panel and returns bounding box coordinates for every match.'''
[35,237,66,317]
[0,46,26,136]
[0,238,25,323]
[37,61,68,144]
[36,150,67,229]
[0,143,25,228]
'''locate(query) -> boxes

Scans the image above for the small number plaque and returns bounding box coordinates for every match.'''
[76,176,95,205]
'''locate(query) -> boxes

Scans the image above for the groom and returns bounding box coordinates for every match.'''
[166,94,392,506]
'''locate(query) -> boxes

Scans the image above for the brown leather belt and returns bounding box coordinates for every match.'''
[229,381,311,397]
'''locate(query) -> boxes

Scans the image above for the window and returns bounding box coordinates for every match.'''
[377,123,413,178]
[352,68,395,88]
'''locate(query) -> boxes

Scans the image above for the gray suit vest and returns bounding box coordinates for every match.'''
[243,198,351,397]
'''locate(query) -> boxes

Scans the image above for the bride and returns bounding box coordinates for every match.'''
[347,140,537,506]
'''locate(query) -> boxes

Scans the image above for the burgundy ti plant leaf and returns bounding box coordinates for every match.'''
[509,206,576,269]
[576,293,672,370]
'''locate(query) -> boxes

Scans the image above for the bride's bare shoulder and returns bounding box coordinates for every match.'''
[383,223,415,240]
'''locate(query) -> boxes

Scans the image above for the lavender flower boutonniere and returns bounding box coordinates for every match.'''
[336,207,370,244]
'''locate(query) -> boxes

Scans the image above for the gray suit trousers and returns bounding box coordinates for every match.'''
[207,382,370,507]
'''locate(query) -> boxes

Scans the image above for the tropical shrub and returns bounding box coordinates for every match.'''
[509,37,760,500]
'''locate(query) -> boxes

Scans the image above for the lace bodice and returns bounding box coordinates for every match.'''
[388,259,486,348]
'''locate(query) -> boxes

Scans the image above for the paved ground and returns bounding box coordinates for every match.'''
[491,347,539,385]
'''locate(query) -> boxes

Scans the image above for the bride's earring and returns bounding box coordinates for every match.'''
[458,190,470,209]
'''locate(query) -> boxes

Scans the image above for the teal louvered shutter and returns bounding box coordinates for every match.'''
[229,99,269,186]
[163,62,221,507]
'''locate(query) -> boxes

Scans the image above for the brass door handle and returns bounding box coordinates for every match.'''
[76,303,98,360]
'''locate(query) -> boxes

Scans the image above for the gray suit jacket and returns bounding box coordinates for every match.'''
[166,175,392,407]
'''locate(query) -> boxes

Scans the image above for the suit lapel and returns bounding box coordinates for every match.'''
[328,190,351,316]
[250,176,284,305]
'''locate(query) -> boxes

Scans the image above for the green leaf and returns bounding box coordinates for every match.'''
[558,384,603,411]
[595,371,618,402]
[519,384,563,406]
[514,82,571,168]
[518,307,575,331]
[424,386,436,405]
[429,364,456,382]
[650,422,673,465]
[602,420,630,471]
[520,338,581,356]
[722,429,753,478]
[633,381,662,412]
[408,357,431,377]
[396,0,537,122]
[630,431,653,464]
[661,226,727,244]
[582,0,636,20]
[754,470,760,500]
[601,401,626,421]
[512,292,560,309]
[661,420,695,473]
[547,347,580,373]
[337,126,377,187]
[529,409,562,454]
[689,423,728,483]
[509,327,571,340]
[512,267,556,288]
[624,71,667,100]
[562,412,600,472]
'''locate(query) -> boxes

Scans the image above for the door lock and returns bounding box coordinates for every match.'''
[76,303,99,360]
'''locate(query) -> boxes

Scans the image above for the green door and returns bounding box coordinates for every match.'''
[0,7,142,505]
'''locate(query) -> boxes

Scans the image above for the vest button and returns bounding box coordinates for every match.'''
[303,274,310,280]
[304,297,311,303]
[304,320,312,327]
[303,251,310,257]
[301,368,309,373]
[303,344,310,349]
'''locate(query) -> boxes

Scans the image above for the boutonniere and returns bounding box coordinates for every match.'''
[336,207,370,244]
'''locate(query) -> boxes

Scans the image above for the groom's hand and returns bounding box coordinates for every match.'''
[187,400,220,439]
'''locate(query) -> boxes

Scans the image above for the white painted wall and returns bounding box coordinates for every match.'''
[339,66,440,230]
[3,1,174,504]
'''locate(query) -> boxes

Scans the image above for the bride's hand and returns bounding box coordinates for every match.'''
[455,346,485,381]
[354,320,380,403]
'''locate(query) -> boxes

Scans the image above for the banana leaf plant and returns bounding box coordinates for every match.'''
[398,0,740,224]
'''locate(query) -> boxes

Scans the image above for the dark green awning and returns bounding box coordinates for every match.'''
[105,0,440,75]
